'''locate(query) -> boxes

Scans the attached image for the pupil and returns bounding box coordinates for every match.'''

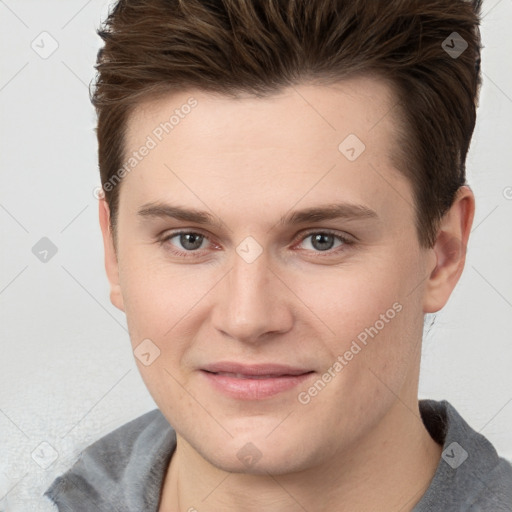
[313,233,334,251]
[181,233,202,250]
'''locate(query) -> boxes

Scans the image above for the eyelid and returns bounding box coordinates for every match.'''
[159,229,217,254]
[159,228,355,257]
[292,228,355,245]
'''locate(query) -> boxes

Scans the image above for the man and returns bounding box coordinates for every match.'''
[45,0,512,510]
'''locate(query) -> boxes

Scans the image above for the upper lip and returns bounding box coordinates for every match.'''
[201,362,313,377]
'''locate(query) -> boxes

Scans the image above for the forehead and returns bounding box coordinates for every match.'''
[121,77,412,230]
[126,76,399,153]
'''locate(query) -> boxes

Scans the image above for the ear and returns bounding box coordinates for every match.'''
[423,185,475,313]
[98,198,125,312]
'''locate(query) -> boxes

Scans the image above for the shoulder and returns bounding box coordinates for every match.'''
[77,408,171,462]
[44,408,176,511]
[416,399,512,511]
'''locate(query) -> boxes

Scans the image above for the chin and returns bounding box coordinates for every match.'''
[206,450,304,476]
[198,431,316,476]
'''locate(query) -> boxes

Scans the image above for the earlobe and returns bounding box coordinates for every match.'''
[98,198,125,312]
[423,186,475,313]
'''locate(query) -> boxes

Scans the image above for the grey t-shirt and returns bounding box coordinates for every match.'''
[44,399,512,511]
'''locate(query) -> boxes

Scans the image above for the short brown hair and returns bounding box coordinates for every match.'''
[92,0,483,248]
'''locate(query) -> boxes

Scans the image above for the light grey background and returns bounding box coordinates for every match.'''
[0,0,511,510]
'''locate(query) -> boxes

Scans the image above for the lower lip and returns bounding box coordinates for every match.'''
[200,370,315,400]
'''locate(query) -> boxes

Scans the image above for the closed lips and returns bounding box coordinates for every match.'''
[201,363,313,377]
[205,371,314,379]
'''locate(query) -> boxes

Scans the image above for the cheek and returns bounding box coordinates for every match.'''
[118,253,214,370]
[301,253,422,388]
[118,262,196,412]
[298,259,408,336]
[298,275,419,439]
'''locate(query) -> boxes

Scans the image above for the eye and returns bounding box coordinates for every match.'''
[295,230,353,255]
[161,231,210,257]
[159,229,354,259]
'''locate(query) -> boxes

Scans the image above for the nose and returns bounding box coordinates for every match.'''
[211,245,293,344]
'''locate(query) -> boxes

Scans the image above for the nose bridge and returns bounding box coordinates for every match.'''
[231,245,268,301]
[213,240,290,342]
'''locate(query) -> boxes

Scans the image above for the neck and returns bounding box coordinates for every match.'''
[159,399,442,512]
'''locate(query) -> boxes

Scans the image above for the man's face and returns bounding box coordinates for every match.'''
[106,78,435,474]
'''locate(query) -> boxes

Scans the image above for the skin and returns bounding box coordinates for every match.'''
[99,77,475,511]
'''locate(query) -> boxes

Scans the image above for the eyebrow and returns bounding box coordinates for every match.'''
[137,201,379,228]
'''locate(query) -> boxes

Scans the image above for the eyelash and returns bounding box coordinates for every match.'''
[158,229,355,259]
